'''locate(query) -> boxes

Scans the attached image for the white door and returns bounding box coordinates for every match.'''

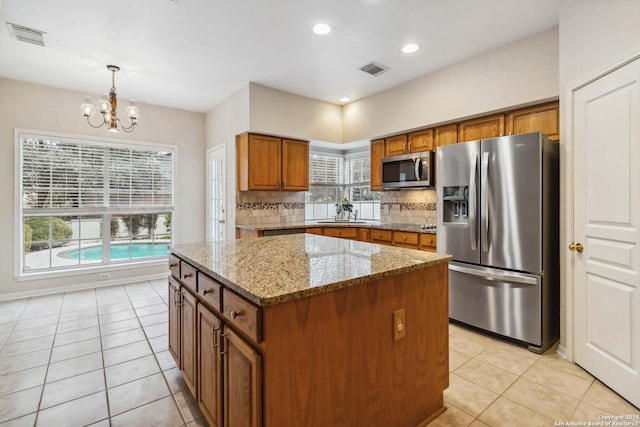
[207,145,226,242]
[573,57,640,408]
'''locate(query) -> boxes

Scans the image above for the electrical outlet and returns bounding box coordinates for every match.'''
[98,272,111,280]
[393,308,406,341]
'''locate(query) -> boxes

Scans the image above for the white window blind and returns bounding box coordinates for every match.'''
[309,155,343,185]
[21,137,173,211]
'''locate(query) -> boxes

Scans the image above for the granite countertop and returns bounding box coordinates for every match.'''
[235,221,437,234]
[171,234,450,307]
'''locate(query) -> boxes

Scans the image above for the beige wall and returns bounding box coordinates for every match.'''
[558,0,640,357]
[342,27,559,142]
[0,78,206,298]
[248,83,343,143]
[205,85,251,237]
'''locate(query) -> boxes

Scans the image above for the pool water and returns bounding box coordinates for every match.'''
[64,243,170,260]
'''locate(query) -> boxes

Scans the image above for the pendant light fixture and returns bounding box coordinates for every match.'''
[81,65,139,133]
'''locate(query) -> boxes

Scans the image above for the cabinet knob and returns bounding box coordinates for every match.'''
[230,310,241,320]
[183,272,193,279]
[169,262,177,267]
[403,236,407,241]
[203,288,213,295]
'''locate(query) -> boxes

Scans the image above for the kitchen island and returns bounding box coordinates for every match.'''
[169,234,451,427]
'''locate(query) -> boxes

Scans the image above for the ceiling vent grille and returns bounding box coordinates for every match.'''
[359,61,389,77]
[7,23,46,47]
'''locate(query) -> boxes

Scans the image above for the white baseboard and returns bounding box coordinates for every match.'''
[556,344,569,360]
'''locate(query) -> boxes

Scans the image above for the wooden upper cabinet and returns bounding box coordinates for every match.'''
[384,134,408,156]
[408,129,434,152]
[370,139,385,191]
[237,133,308,191]
[281,138,309,190]
[506,102,559,141]
[435,124,458,148]
[458,114,505,143]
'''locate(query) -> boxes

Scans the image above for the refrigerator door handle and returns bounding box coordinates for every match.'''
[481,152,490,252]
[449,263,538,285]
[469,155,478,251]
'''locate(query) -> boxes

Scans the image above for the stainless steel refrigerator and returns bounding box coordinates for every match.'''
[436,132,559,353]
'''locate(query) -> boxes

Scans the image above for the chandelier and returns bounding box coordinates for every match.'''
[81,65,139,133]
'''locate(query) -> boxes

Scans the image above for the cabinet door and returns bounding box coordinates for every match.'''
[370,139,385,191]
[435,124,458,147]
[281,139,309,190]
[168,278,180,364]
[385,134,408,156]
[458,114,505,142]
[223,328,262,427]
[357,228,370,242]
[408,129,434,152]
[248,134,282,190]
[198,304,223,427]
[181,290,198,397]
[505,102,559,141]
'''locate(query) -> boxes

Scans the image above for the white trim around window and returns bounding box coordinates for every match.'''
[14,128,178,279]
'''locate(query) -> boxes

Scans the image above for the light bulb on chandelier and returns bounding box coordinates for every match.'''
[81,65,139,133]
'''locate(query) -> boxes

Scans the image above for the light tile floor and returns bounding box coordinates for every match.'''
[0,279,207,427]
[433,323,640,426]
[1,280,638,426]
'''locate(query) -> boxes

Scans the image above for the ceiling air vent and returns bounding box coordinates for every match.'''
[7,23,46,47]
[359,61,389,77]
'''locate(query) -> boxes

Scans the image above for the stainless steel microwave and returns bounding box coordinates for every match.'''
[381,151,434,189]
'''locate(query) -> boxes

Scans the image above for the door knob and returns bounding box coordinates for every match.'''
[569,242,584,253]
[218,219,226,224]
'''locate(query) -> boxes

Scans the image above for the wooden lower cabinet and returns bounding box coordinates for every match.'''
[392,231,419,249]
[198,304,223,427]
[224,328,262,427]
[357,228,370,242]
[304,227,323,235]
[168,278,180,362]
[323,227,357,239]
[169,252,448,427]
[180,289,198,396]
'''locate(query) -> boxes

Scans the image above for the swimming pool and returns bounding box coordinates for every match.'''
[63,243,170,260]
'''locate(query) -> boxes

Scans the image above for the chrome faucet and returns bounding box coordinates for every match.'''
[353,209,358,222]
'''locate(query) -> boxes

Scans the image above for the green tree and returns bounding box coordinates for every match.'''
[24,223,32,253]
[163,213,171,233]
[25,217,73,251]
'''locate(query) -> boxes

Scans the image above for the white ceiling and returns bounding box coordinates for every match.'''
[0,0,566,113]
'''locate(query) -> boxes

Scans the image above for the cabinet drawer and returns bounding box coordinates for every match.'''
[370,229,393,244]
[198,272,222,313]
[393,231,419,248]
[180,262,198,293]
[169,254,180,279]
[419,234,437,251]
[323,227,358,239]
[222,289,261,343]
[305,227,323,235]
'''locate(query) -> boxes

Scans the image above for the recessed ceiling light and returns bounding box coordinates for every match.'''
[339,97,350,103]
[313,23,331,35]
[402,43,420,54]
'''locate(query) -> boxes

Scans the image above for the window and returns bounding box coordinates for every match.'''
[18,132,174,275]
[305,152,380,220]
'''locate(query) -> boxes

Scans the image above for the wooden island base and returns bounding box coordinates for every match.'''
[169,236,450,427]
[260,264,449,427]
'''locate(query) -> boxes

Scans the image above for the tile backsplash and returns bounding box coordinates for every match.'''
[236,191,305,225]
[236,189,437,225]
[380,189,436,224]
